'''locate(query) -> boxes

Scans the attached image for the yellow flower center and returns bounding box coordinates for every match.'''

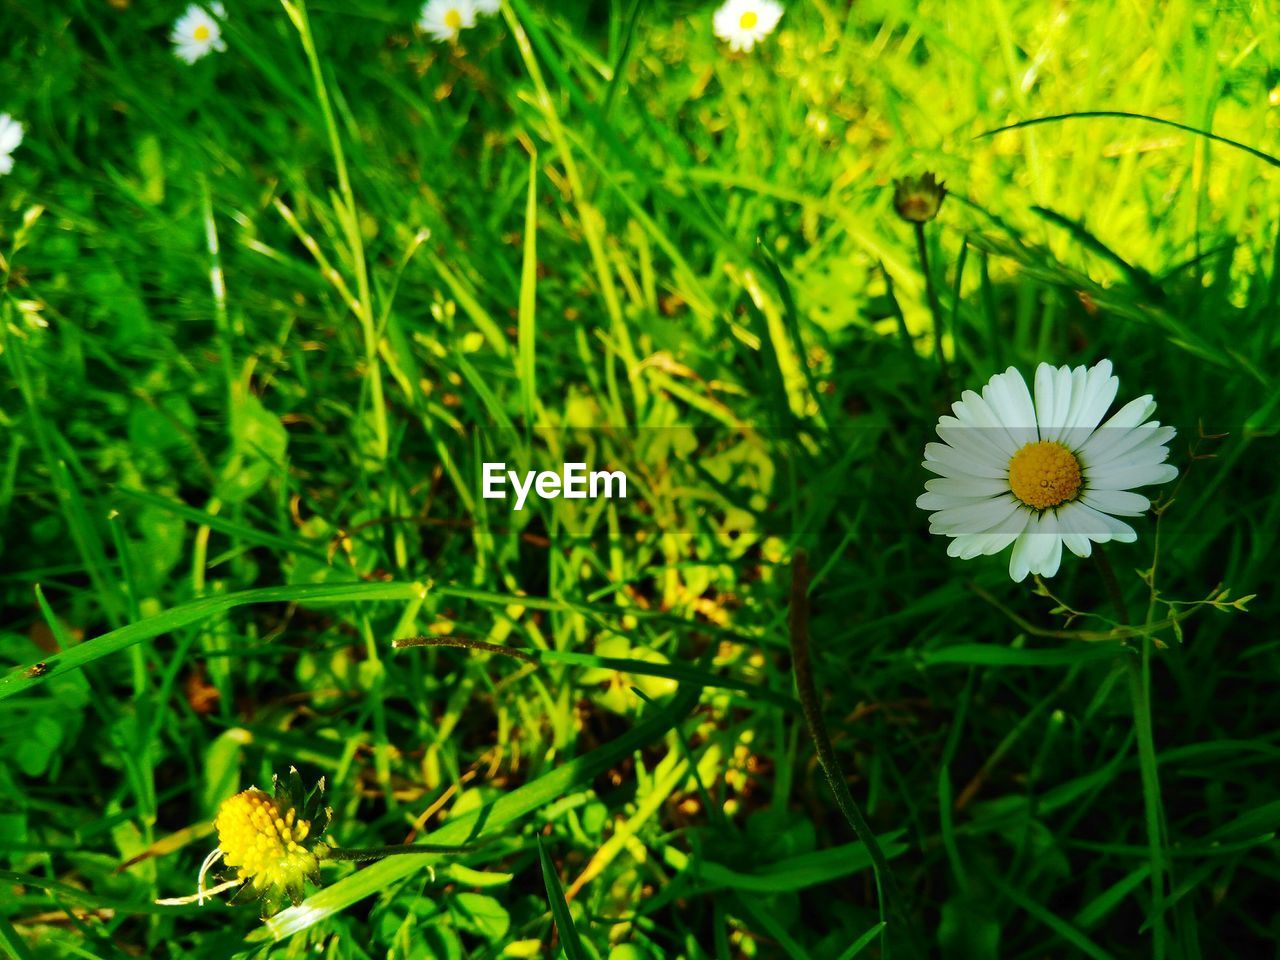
[193,24,210,41]
[445,9,462,29]
[215,789,317,894]
[740,11,759,29]
[1008,440,1082,510]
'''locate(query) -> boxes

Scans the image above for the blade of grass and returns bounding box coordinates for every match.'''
[0,581,431,702]
[0,914,35,960]
[518,152,539,430]
[836,923,889,960]
[537,836,588,960]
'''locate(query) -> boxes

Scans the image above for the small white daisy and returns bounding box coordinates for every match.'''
[474,0,501,14]
[917,360,1178,582]
[419,0,478,42]
[171,3,226,64]
[0,114,24,176]
[712,0,784,53]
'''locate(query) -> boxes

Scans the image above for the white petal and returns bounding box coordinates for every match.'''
[1031,511,1064,578]
[937,418,1013,466]
[1068,360,1119,434]
[1085,424,1176,471]
[923,458,981,480]
[952,390,1020,456]
[0,118,22,154]
[1058,365,1091,439]
[1008,514,1042,582]
[927,495,1021,535]
[983,368,1038,446]
[955,506,1033,559]
[1056,502,1094,558]
[1086,462,1178,490]
[1080,489,1151,516]
[924,441,1007,479]
[917,491,993,511]
[1087,445,1173,483]
[1034,363,1075,443]
[1069,502,1138,543]
[924,476,1010,498]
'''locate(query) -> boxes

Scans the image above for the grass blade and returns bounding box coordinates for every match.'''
[519,152,539,430]
[537,836,588,960]
[0,582,430,702]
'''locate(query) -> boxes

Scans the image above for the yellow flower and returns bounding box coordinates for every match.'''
[215,788,322,906]
[186,768,333,913]
[158,766,470,914]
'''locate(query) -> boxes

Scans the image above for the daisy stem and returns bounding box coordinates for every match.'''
[1094,545,1168,960]
[913,221,949,383]
[789,551,920,959]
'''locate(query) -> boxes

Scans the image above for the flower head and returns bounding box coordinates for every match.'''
[202,768,333,912]
[474,0,501,13]
[917,360,1177,582]
[0,114,24,176]
[893,172,947,223]
[419,0,478,42]
[713,0,784,53]
[171,3,226,64]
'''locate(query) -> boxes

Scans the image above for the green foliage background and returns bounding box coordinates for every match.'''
[1,0,1277,957]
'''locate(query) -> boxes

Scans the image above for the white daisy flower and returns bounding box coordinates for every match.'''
[419,0,478,42]
[0,114,24,176]
[474,0,501,14]
[712,0,784,53]
[171,3,227,64]
[917,360,1178,583]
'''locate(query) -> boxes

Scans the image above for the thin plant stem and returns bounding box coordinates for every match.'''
[393,635,539,665]
[789,550,920,958]
[913,221,949,383]
[323,844,477,863]
[1094,544,1168,960]
[1092,544,1130,626]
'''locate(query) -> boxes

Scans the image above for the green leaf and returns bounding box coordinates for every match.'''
[449,892,510,942]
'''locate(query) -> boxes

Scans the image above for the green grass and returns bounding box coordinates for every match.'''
[1,0,1277,957]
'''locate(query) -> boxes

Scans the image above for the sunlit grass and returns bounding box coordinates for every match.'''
[1,1,1276,957]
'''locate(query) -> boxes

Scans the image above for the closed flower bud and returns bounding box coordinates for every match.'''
[893,172,947,223]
